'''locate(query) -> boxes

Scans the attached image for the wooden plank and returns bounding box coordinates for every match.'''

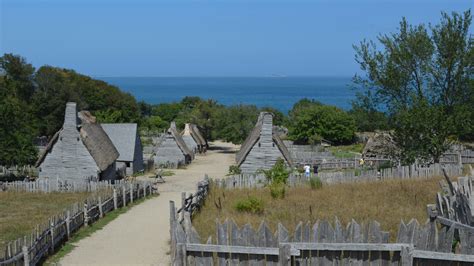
[412,249,474,262]
[288,243,408,251]
[186,244,300,256]
[216,220,228,266]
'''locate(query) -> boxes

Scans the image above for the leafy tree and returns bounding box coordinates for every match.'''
[288,100,356,145]
[214,104,259,144]
[139,115,168,133]
[0,96,38,165]
[0,54,35,102]
[260,106,287,126]
[353,10,473,163]
[151,102,183,123]
[349,91,389,132]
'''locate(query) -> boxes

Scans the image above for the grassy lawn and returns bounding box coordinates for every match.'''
[328,143,364,158]
[0,192,94,252]
[192,177,441,242]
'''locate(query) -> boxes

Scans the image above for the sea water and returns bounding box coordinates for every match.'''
[99,77,355,114]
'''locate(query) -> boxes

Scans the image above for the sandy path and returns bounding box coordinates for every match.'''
[59,141,238,266]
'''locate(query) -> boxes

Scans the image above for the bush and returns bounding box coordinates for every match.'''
[228,165,242,175]
[234,197,264,214]
[263,158,290,184]
[269,183,286,199]
[309,177,323,190]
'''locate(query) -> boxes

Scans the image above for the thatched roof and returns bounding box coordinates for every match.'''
[36,111,119,172]
[169,122,193,157]
[101,123,139,162]
[236,112,293,167]
[362,131,397,157]
[183,123,206,146]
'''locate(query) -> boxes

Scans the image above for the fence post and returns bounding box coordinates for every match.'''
[113,189,118,210]
[50,219,55,253]
[66,210,71,239]
[400,245,414,266]
[22,245,29,266]
[175,243,186,266]
[181,192,186,222]
[279,244,291,266]
[122,186,127,207]
[98,196,103,218]
[83,202,89,226]
[130,183,134,203]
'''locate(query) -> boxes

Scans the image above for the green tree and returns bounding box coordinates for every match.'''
[0,54,36,102]
[353,10,473,163]
[288,100,356,145]
[214,104,259,144]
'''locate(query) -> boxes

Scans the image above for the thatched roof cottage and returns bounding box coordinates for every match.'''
[236,112,293,174]
[154,122,193,168]
[36,103,119,181]
[182,123,207,154]
[101,123,144,176]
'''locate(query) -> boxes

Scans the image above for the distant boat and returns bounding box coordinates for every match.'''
[269,74,287,78]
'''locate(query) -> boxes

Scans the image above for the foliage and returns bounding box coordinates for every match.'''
[349,91,389,132]
[328,143,363,158]
[352,10,473,164]
[213,104,259,144]
[139,115,168,133]
[228,165,242,175]
[309,177,323,190]
[234,196,264,214]
[269,182,286,199]
[262,158,290,184]
[288,99,356,145]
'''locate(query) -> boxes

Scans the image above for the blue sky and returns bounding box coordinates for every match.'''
[0,0,472,77]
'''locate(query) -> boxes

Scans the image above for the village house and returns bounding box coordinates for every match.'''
[154,122,193,168]
[101,123,144,176]
[236,112,293,174]
[35,102,119,181]
[182,123,207,154]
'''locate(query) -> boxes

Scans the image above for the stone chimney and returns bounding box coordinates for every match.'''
[183,123,192,135]
[64,102,79,130]
[170,121,177,130]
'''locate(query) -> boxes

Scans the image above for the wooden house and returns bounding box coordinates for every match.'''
[182,123,207,154]
[101,123,144,176]
[36,102,119,181]
[236,112,293,174]
[154,122,193,168]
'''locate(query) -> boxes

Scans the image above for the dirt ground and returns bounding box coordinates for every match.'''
[59,141,238,265]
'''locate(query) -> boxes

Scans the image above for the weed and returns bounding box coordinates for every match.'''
[234,197,264,214]
[309,177,323,190]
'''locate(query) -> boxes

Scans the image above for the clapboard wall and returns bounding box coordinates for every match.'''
[154,132,186,168]
[240,114,287,174]
[39,103,99,181]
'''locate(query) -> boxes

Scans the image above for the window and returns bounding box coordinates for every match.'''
[126,162,131,167]
[258,142,261,147]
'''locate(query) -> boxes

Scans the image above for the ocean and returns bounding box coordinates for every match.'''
[99,77,355,114]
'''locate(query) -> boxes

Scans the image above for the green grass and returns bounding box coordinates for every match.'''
[0,192,95,252]
[328,143,364,158]
[44,195,155,265]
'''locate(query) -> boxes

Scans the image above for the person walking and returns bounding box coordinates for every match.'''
[304,164,311,178]
[313,164,319,176]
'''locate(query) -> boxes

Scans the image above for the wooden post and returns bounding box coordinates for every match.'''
[181,192,186,222]
[98,196,104,218]
[83,203,89,226]
[113,189,118,210]
[22,245,29,266]
[175,243,186,266]
[50,219,55,253]
[400,245,414,266]
[130,183,134,204]
[122,186,127,207]
[279,244,292,266]
[66,210,71,239]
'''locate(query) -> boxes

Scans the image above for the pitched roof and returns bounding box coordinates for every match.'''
[182,123,206,146]
[362,131,397,157]
[101,123,139,162]
[236,112,293,167]
[35,111,119,172]
[169,122,193,157]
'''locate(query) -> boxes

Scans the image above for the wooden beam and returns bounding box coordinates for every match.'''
[413,250,474,262]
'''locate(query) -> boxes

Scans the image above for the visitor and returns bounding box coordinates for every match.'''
[313,165,319,176]
[304,164,311,178]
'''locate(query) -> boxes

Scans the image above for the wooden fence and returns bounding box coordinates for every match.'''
[177,177,209,223]
[0,179,138,193]
[170,203,474,265]
[0,180,154,265]
[0,166,38,179]
[215,163,463,189]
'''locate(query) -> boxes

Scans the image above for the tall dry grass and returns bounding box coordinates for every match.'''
[0,192,94,252]
[192,177,441,242]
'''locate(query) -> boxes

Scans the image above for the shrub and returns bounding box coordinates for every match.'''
[263,158,290,184]
[269,183,286,199]
[228,165,242,175]
[309,177,323,190]
[234,197,264,214]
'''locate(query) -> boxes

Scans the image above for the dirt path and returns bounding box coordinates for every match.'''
[59,141,238,265]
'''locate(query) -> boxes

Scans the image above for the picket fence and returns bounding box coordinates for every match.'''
[215,163,463,189]
[0,180,154,265]
[170,204,474,265]
[0,166,38,178]
[0,179,138,193]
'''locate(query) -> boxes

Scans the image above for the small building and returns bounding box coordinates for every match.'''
[236,112,293,174]
[101,123,144,176]
[154,122,193,168]
[362,131,397,166]
[36,102,119,181]
[182,123,207,154]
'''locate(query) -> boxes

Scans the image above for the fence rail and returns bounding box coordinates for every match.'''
[215,163,463,189]
[0,179,137,193]
[170,202,474,265]
[0,180,155,265]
